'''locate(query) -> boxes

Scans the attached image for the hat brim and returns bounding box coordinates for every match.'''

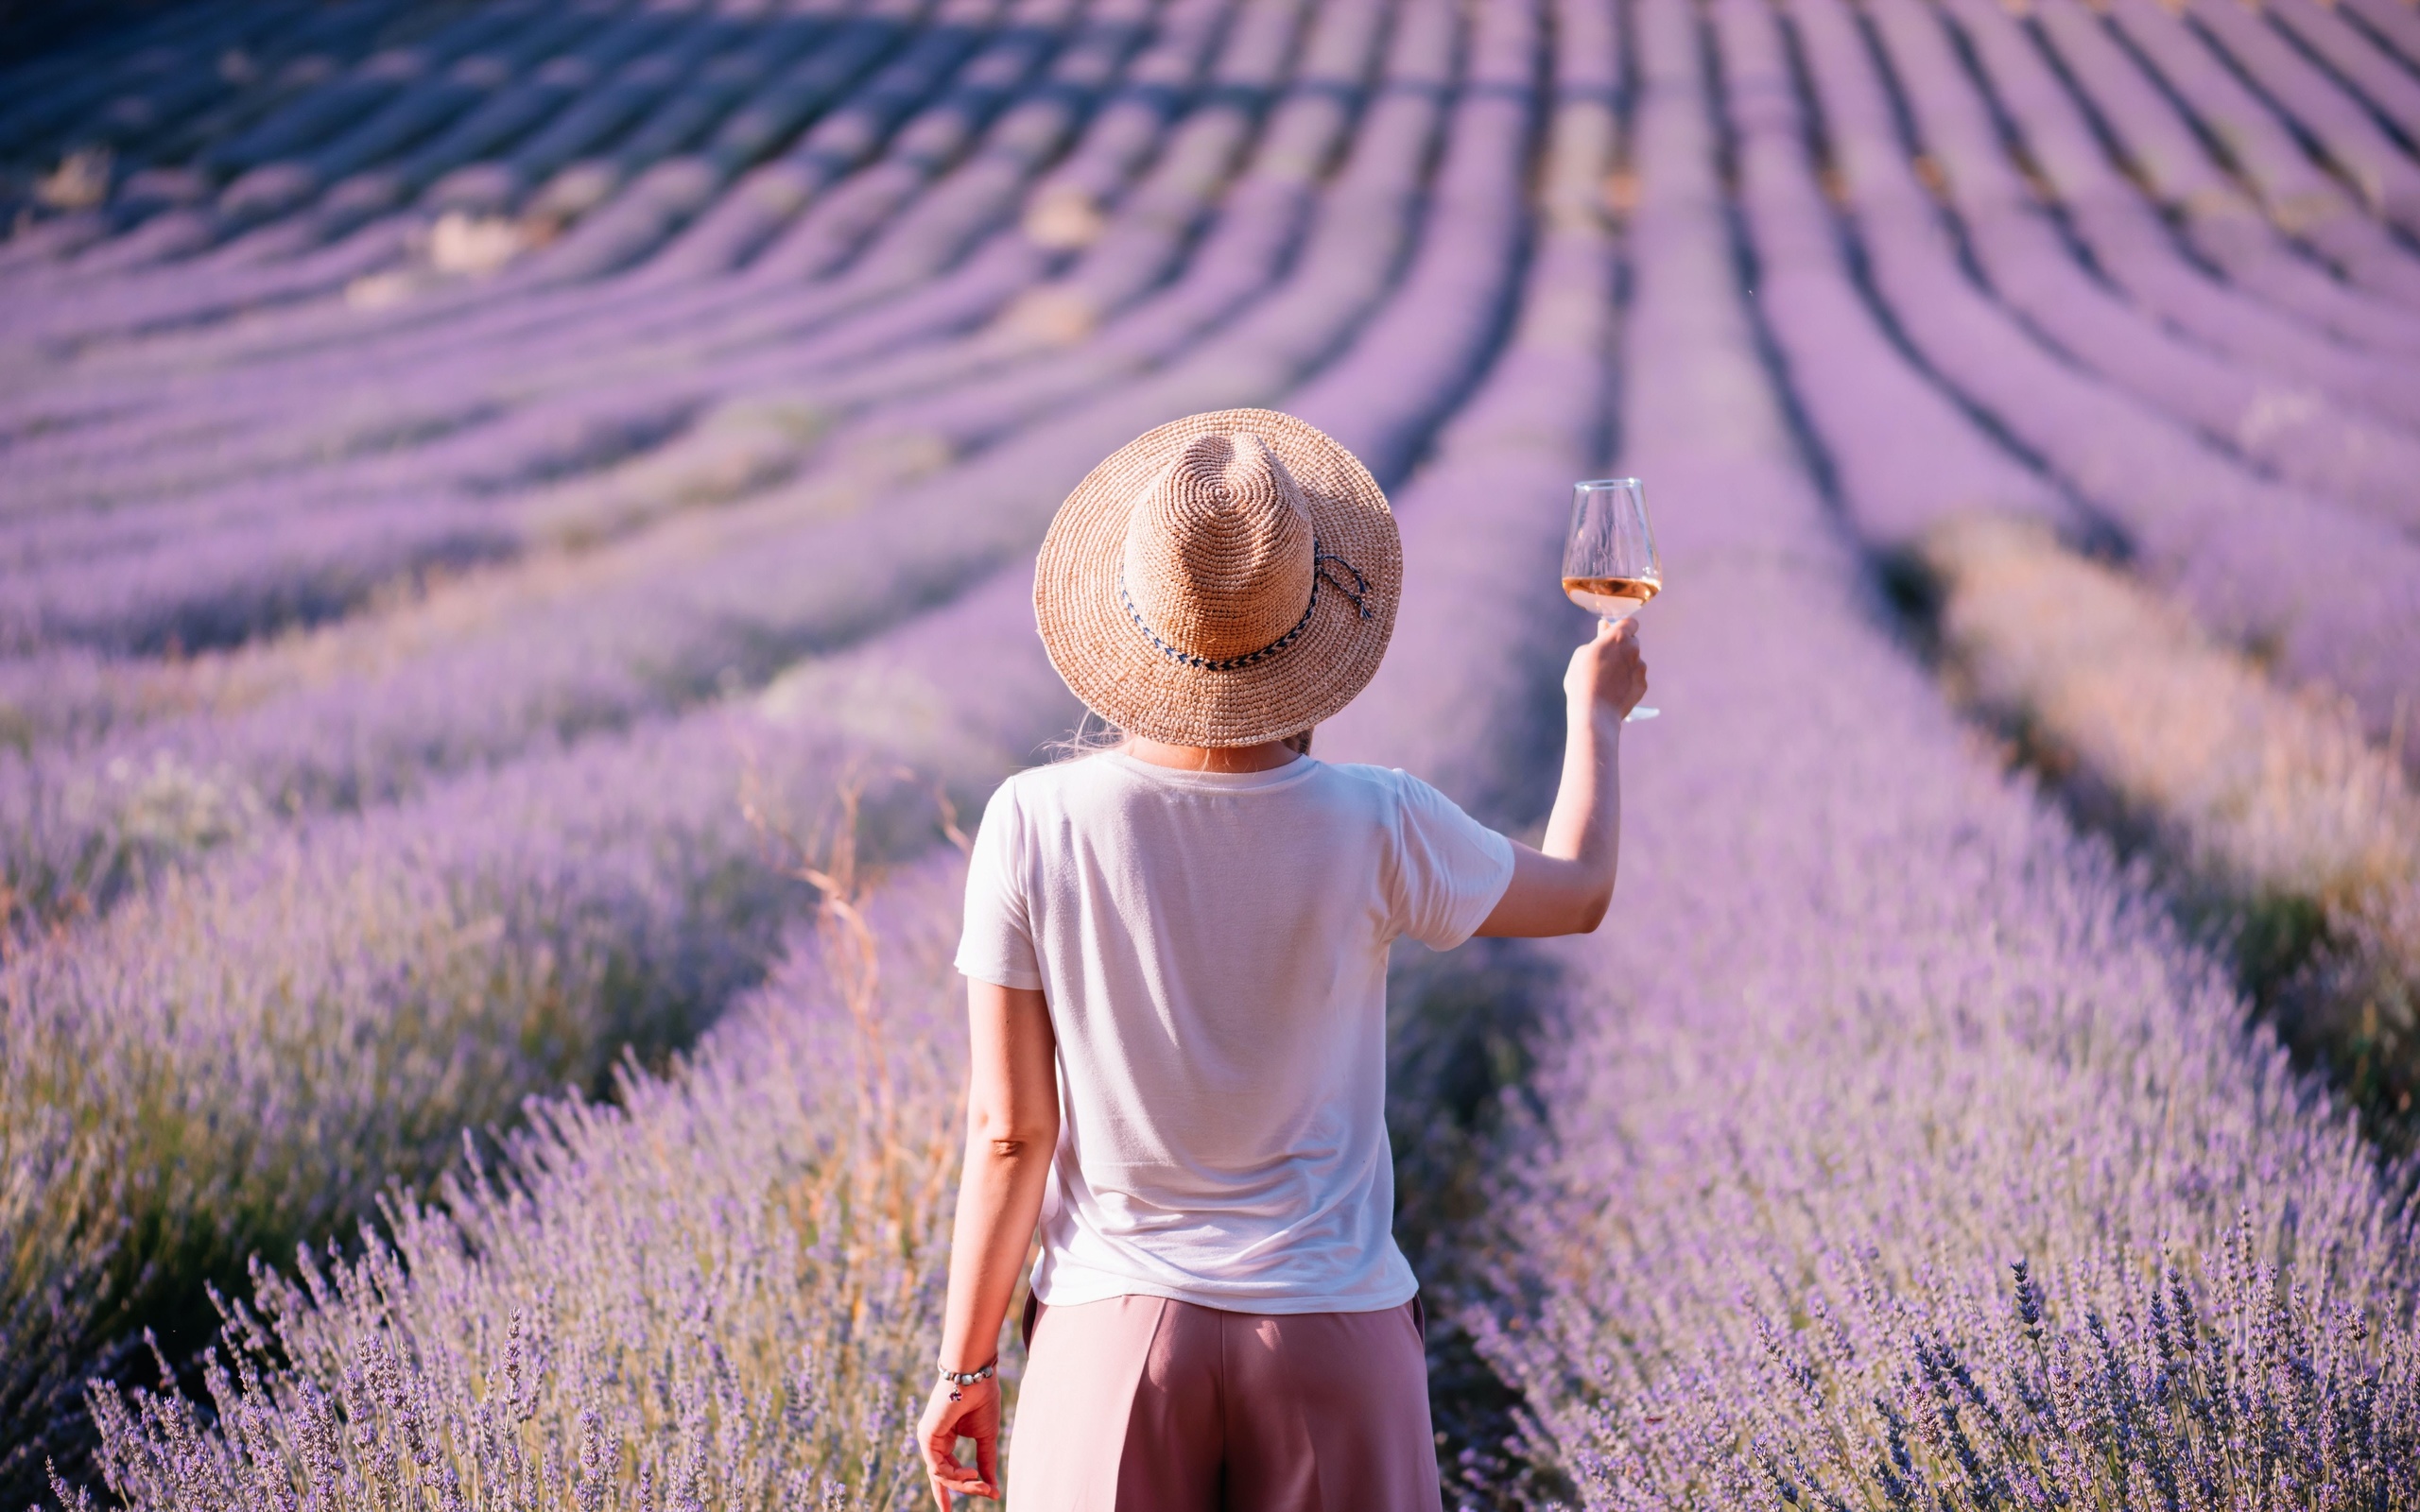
[1035,408,1401,747]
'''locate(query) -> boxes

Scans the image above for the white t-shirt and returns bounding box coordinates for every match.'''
[955,750,1515,1314]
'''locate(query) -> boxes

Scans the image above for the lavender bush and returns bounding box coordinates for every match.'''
[2338,0,2420,76]
[1780,0,2420,770]
[1986,0,2420,360]
[2088,0,2420,309]
[8,0,2420,1505]
[23,0,1587,1489]
[0,570,1079,1486]
[0,0,1271,917]
[2179,0,2420,236]
[0,0,1472,1477]
[1465,5,2420,1505]
[0,0,1125,653]
[1713,0,2420,1143]
[1921,514,2420,1132]
[66,851,979,1512]
[1930,0,2420,441]
[1861,0,2420,528]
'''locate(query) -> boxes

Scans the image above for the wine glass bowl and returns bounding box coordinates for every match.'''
[1564,477,1662,719]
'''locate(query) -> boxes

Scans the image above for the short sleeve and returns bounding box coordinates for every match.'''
[1385,770,1517,951]
[956,779,1044,990]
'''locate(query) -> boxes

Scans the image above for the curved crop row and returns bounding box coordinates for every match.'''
[0,0,1284,913]
[0,0,1133,653]
[9,0,2420,1504]
[51,11,1618,1497]
[1788,0,2420,770]
[0,568,1080,1484]
[1472,4,2420,1504]
[0,0,1490,1480]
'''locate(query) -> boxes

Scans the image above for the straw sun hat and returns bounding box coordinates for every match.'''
[1035,408,1401,747]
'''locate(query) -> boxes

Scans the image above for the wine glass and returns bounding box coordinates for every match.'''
[1563,477,1661,721]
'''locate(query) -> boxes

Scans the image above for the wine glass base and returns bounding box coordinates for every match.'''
[1625,706,1660,722]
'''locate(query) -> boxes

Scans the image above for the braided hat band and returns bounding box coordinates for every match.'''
[1118,547,1374,673]
[1034,409,1402,747]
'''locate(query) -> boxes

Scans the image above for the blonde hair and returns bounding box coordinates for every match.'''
[1046,712,1314,762]
[1046,709,1126,762]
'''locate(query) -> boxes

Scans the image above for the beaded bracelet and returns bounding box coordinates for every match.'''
[938,1358,997,1400]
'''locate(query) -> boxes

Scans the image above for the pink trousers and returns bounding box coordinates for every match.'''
[1006,1293,1443,1511]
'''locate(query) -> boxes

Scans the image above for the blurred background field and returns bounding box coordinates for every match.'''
[2,0,2418,1505]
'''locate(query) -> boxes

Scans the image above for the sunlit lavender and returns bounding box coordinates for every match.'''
[4,0,2418,1503]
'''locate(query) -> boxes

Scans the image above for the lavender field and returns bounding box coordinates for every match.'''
[3,0,2418,1503]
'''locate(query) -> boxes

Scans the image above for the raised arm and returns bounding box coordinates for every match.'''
[1476,616,1647,937]
[917,979,1060,1508]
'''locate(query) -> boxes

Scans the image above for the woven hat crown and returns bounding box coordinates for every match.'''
[1119,432,1315,663]
[1035,406,1398,747]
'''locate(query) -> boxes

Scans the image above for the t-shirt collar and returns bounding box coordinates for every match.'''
[1099,749,1322,793]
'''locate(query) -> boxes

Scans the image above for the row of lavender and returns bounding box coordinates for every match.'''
[21,0,1573,1497]
[1651,0,2420,1141]
[5,0,2420,1503]
[1,0,1376,1477]
[52,11,1606,1489]
[7,0,2411,949]
[1843,0,2420,1138]
[1476,0,2420,1504]
[1,0,1551,1488]
[9,0,2420,769]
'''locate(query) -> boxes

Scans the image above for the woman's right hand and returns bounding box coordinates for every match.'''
[1480,618,1641,938]
[1565,615,1648,721]
[918,1376,1002,1508]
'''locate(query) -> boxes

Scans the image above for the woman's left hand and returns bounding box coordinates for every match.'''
[917,1376,1002,1508]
